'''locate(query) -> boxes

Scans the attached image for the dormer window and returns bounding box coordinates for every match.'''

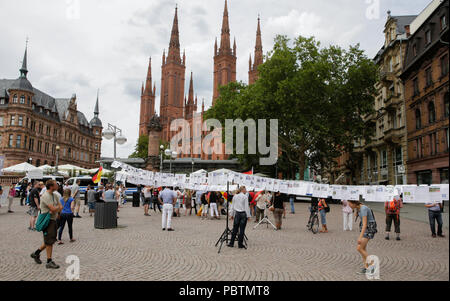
[425,30,431,45]
[441,14,447,30]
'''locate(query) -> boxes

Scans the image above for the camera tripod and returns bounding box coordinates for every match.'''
[253,207,277,230]
[215,182,248,253]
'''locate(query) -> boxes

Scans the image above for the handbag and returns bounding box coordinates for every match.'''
[35,212,51,234]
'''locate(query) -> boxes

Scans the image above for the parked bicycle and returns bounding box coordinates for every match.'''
[307,205,320,234]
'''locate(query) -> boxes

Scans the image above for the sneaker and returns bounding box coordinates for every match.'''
[167,228,175,232]
[30,253,42,264]
[396,237,401,241]
[438,234,445,238]
[28,227,33,231]
[8,210,14,213]
[46,261,60,269]
[162,228,166,231]
[432,234,437,238]
[385,236,389,240]
[357,268,367,275]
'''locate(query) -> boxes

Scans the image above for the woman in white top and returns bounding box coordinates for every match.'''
[342,200,353,231]
[143,186,152,216]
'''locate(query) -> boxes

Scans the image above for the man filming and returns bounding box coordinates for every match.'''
[228,186,251,249]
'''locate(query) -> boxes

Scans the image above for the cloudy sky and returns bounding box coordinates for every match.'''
[0,0,431,158]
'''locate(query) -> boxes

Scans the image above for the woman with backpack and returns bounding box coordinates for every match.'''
[348,200,377,275]
[57,189,76,245]
[318,198,329,233]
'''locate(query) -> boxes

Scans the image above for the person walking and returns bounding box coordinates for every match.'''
[7,184,16,213]
[71,180,82,218]
[425,200,445,238]
[227,186,251,249]
[384,195,403,240]
[19,180,28,206]
[143,186,152,216]
[152,187,161,213]
[86,185,96,217]
[289,194,296,214]
[184,189,193,216]
[342,200,353,231]
[159,187,177,231]
[272,192,286,230]
[28,182,42,230]
[201,191,209,220]
[318,198,329,233]
[209,191,220,220]
[57,189,76,244]
[30,180,62,269]
[348,200,377,275]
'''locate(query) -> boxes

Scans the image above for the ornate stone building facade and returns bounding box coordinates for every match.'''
[139,1,264,169]
[0,46,103,169]
[401,0,449,184]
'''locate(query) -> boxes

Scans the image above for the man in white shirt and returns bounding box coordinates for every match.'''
[158,187,177,231]
[228,186,251,249]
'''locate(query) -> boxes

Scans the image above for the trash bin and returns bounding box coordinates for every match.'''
[132,192,140,207]
[94,201,118,229]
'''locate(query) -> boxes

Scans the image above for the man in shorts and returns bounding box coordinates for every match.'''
[30,180,62,269]
[71,180,81,218]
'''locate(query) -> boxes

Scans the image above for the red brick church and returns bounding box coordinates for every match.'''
[139,1,264,170]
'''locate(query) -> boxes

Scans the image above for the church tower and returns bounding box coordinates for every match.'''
[160,6,186,142]
[212,0,237,106]
[139,57,156,136]
[184,72,196,120]
[249,16,263,85]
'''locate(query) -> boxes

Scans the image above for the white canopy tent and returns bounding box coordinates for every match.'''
[211,168,233,175]
[37,164,53,171]
[1,162,38,173]
[57,164,87,172]
[87,168,112,174]
[191,169,207,174]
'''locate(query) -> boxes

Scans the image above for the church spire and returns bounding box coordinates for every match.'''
[219,0,231,55]
[167,5,181,64]
[188,72,194,104]
[253,15,263,68]
[144,57,153,95]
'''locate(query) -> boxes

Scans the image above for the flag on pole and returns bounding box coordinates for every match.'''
[243,167,254,175]
[92,166,103,184]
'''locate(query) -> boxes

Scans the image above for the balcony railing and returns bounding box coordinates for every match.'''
[380,70,395,82]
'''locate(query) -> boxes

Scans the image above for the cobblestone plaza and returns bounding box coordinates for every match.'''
[0,200,448,281]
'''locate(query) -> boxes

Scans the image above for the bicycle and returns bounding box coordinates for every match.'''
[307,206,320,234]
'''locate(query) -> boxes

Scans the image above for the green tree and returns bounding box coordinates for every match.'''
[206,35,377,179]
[129,135,149,159]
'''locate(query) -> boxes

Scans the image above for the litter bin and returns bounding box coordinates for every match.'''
[132,192,140,207]
[94,201,118,229]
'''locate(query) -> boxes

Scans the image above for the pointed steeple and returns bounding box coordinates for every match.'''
[144,57,153,95]
[219,0,231,55]
[20,40,29,78]
[253,15,263,68]
[233,37,236,56]
[188,72,194,104]
[94,89,100,117]
[141,82,144,96]
[214,37,218,56]
[167,5,181,64]
[162,49,166,65]
[249,54,252,70]
[153,82,156,96]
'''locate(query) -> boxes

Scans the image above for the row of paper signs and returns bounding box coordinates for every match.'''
[110,161,449,203]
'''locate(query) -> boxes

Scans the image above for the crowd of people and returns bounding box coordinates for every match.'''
[0,179,447,274]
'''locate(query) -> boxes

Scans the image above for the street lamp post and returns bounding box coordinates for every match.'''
[191,159,194,173]
[165,149,178,174]
[55,145,60,173]
[160,145,164,172]
[102,123,127,160]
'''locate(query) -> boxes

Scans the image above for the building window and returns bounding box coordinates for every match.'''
[8,134,14,148]
[444,93,449,118]
[413,78,419,96]
[417,137,424,158]
[440,168,449,184]
[394,147,404,185]
[24,136,27,149]
[381,150,387,169]
[20,95,25,104]
[29,138,34,151]
[417,170,432,185]
[428,101,436,124]
[10,115,15,126]
[16,135,21,148]
[425,30,431,45]
[441,14,448,30]
[13,95,18,103]
[425,67,432,87]
[0,116,3,126]
[441,55,449,77]
[18,116,23,126]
